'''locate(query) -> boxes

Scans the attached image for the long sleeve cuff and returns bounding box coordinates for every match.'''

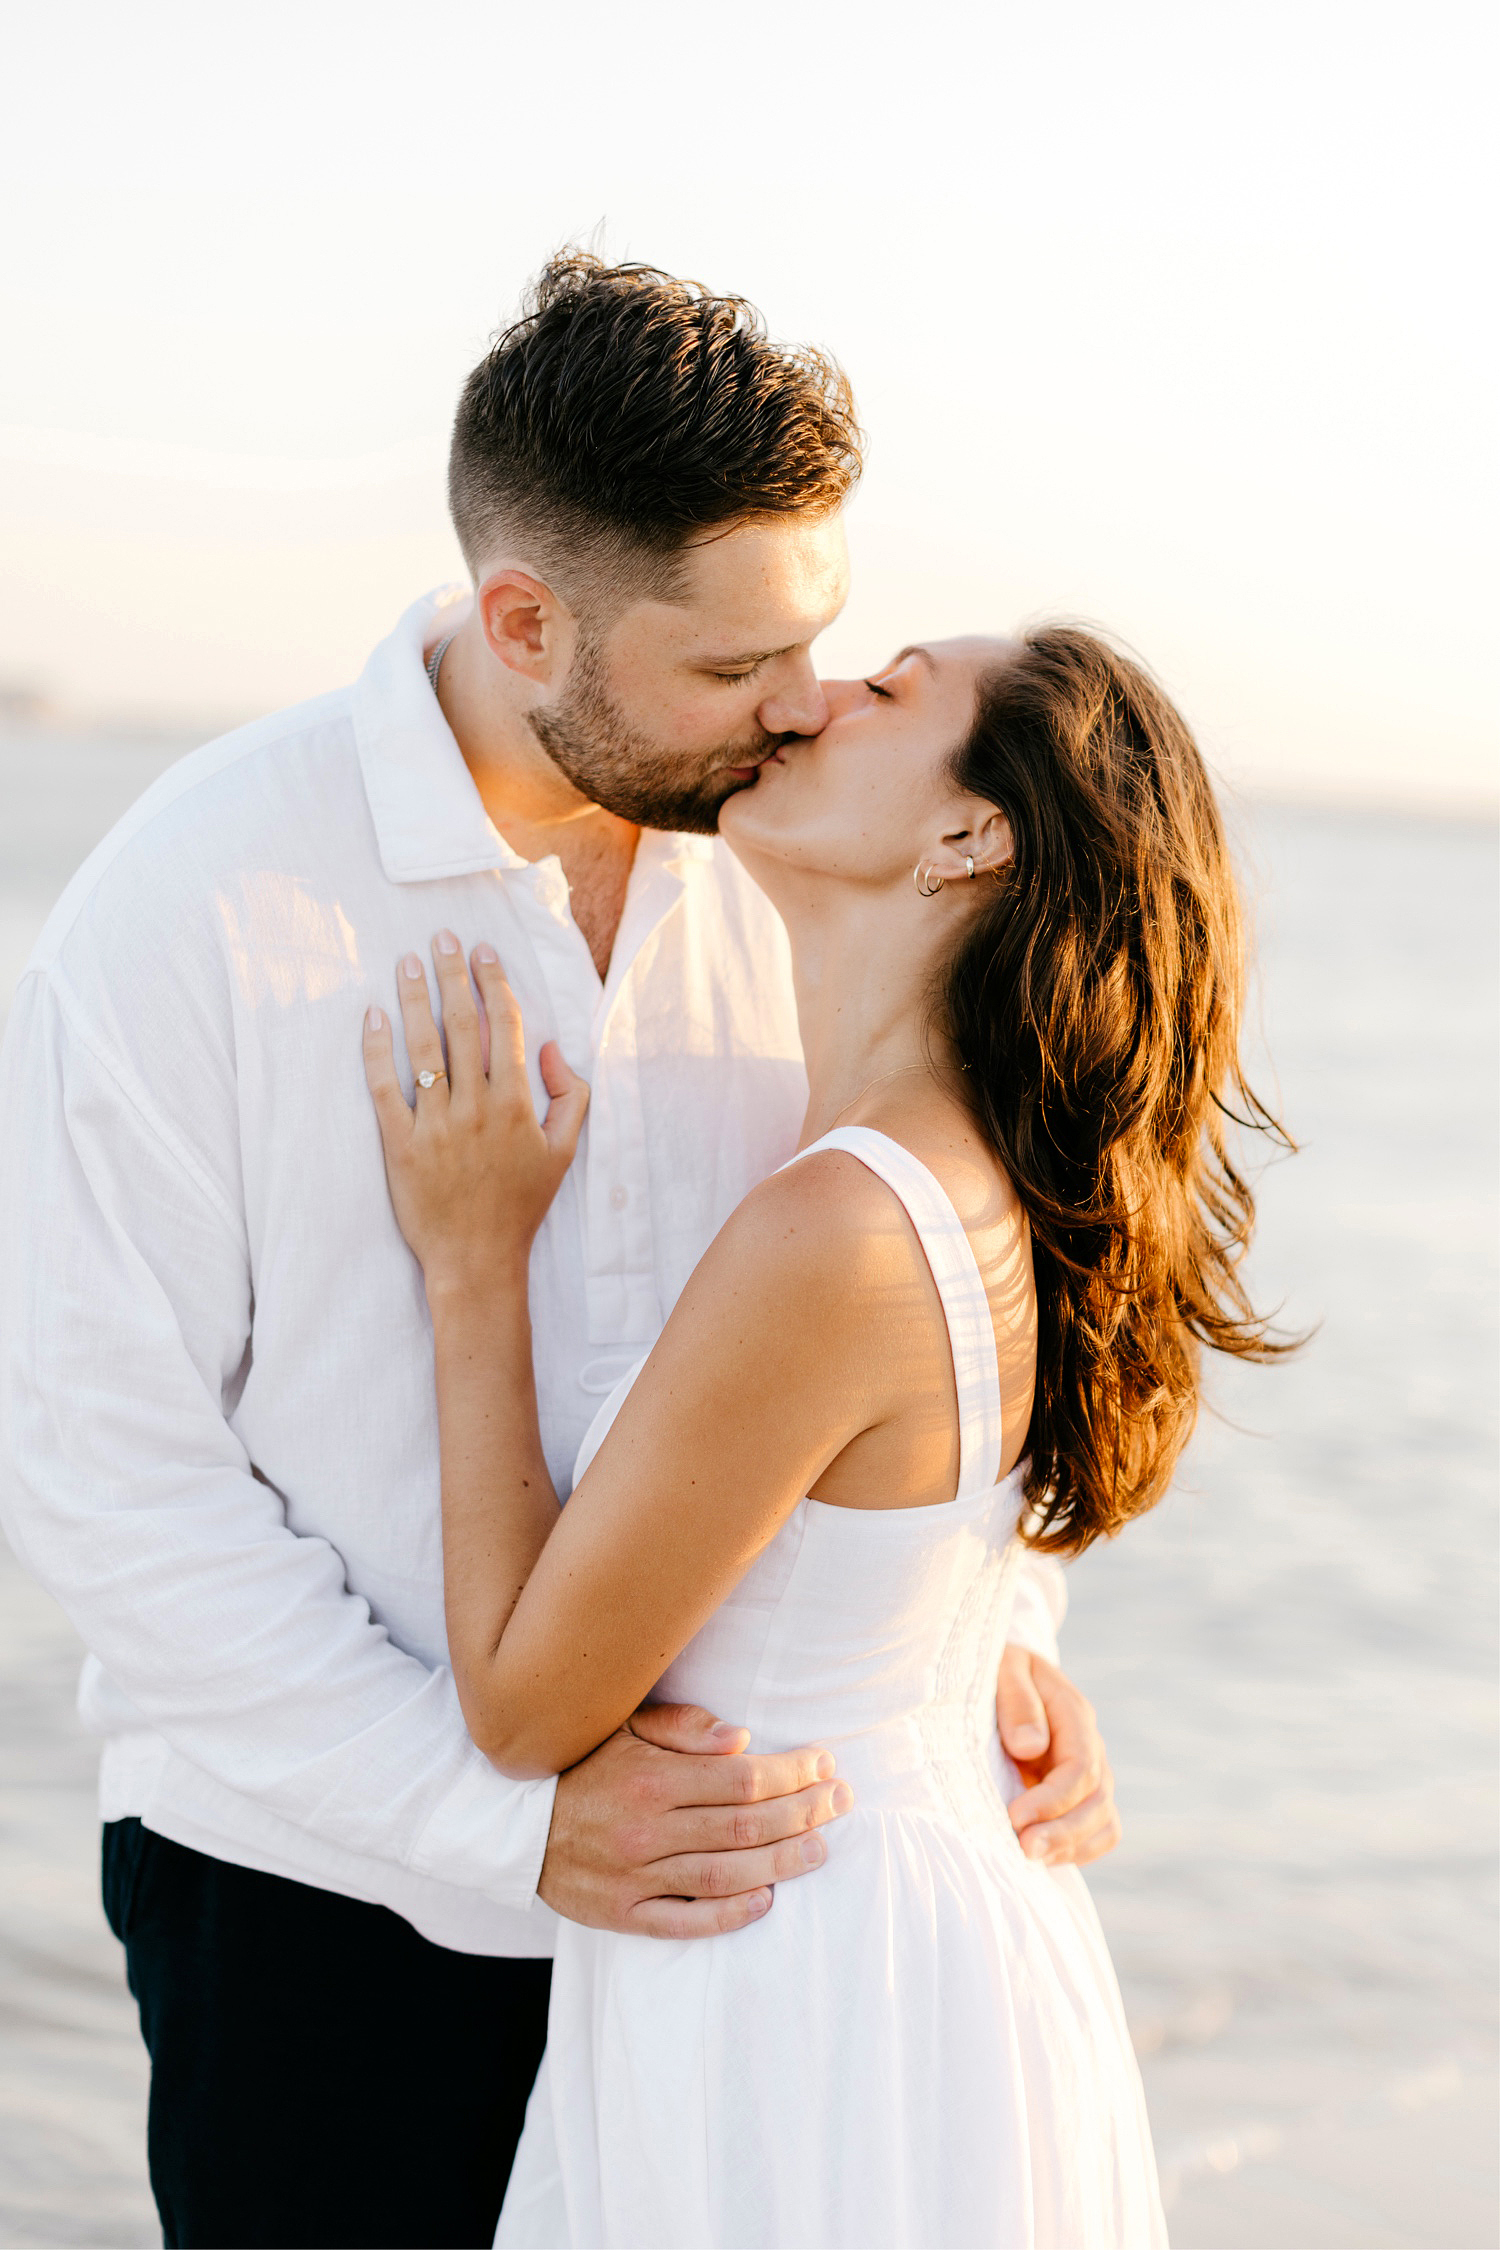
[406,1741,558,1910]
[1005,1554,1067,1666]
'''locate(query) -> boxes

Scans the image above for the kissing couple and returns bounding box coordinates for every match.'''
[1,254,1282,2248]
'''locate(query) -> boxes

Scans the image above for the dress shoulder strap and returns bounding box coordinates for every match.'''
[779,1125,1005,1498]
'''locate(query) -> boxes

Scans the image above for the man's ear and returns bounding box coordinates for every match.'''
[476,569,575,686]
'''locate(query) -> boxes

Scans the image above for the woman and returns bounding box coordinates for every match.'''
[362,626,1285,2248]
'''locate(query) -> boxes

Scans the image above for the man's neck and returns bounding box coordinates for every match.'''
[434,617,639,980]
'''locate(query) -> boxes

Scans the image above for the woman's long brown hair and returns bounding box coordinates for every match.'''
[942,626,1293,1554]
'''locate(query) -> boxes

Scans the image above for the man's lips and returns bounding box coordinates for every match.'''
[724,747,787,783]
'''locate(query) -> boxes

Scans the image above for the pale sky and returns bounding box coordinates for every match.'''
[1,0,1493,807]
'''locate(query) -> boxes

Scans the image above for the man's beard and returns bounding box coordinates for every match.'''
[527,636,778,833]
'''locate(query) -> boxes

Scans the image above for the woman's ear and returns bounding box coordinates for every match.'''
[926,803,1014,884]
[970,807,1014,875]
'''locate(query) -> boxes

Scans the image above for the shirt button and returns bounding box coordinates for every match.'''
[609,1184,629,1211]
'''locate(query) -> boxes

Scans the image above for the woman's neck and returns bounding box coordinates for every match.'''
[785,885,962,1147]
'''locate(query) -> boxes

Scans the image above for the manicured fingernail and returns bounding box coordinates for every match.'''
[1023,1833,1053,1862]
[1012,1725,1046,1753]
[746,1891,771,1918]
[710,1721,743,1743]
[815,1753,836,1782]
[473,942,498,964]
[402,954,423,979]
[365,1005,384,1032]
[435,929,459,955]
[831,1782,854,1815]
[800,1835,826,1868]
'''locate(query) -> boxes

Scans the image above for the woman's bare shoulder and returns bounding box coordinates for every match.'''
[652,1149,933,1382]
[712,1124,1021,1289]
[716,1146,931,1287]
[668,1123,1028,1395]
[602,1151,929,1500]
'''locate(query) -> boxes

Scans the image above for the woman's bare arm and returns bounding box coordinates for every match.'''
[363,936,908,1779]
[467,1159,889,1775]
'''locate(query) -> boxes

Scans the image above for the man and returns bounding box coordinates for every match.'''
[0,255,1119,2249]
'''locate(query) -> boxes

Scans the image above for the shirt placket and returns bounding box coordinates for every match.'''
[511,855,598,1076]
[583,974,659,1346]
[581,842,703,1352]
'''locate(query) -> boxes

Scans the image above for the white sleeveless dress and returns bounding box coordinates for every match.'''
[498,1128,1167,2249]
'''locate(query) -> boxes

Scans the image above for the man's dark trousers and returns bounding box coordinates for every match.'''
[103,1818,552,2249]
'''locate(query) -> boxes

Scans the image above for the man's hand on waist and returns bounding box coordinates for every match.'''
[537,1703,852,1938]
[997,1646,1122,1868]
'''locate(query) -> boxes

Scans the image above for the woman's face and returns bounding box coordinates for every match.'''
[718,635,1012,890]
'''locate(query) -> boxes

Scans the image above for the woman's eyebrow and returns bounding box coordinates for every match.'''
[890,644,938,673]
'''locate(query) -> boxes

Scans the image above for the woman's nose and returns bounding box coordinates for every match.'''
[814,677,866,720]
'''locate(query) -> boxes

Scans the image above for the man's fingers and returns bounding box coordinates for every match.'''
[663,1777,854,1856]
[1068,1810,1124,1867]
[996,1644,1051,1764]
[1008,1753,1102,1834]
[1009,1656,1120,1865]
[362,1006,413,1149]
[396,954,447,1095]
[625,1889,773,1940]
[1031,1658,1099,1764]
[627,1703,750,1756]
[647,1829,831,1900]
[643,1742,838,1808]
[1018,1782,1121,1867]
[429,931,482,1098]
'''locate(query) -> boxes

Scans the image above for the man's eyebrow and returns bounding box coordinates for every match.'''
[700,643,797,668]
[891,644,938,673]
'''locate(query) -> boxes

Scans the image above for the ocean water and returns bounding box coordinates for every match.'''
[1067,803,1499,2245]
[0,727,1495,2248]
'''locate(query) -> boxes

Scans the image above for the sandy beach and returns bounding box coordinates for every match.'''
[0,727,1495,2249]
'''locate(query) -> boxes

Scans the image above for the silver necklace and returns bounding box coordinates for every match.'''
[825,1063,930,1134]
[426,634,455,695]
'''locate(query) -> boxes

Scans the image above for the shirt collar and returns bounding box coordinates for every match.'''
[352,588,717,883]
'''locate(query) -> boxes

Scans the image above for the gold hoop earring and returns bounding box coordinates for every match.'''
[913,862,945,897]
[965,855,976,880]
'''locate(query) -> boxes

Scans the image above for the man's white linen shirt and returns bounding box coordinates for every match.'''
[0,589,1066,1956]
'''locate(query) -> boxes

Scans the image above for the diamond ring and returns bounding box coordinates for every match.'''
[416,1068,446,1091]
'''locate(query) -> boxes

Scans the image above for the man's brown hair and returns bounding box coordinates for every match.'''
[449,252,862,612]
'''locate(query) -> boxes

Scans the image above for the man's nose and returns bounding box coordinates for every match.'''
[757,656,830,739]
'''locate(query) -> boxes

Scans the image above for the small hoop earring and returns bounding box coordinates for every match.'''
[913,862,945,897]
[965,855,976,880]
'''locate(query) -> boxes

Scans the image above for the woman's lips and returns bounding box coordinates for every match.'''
[725,747,786,784]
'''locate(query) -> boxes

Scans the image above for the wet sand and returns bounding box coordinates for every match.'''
[0,1545,154,2247]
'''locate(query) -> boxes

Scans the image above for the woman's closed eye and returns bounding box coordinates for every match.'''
[864,676,896,700]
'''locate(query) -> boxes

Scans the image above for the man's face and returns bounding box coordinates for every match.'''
[529,514,849,832]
